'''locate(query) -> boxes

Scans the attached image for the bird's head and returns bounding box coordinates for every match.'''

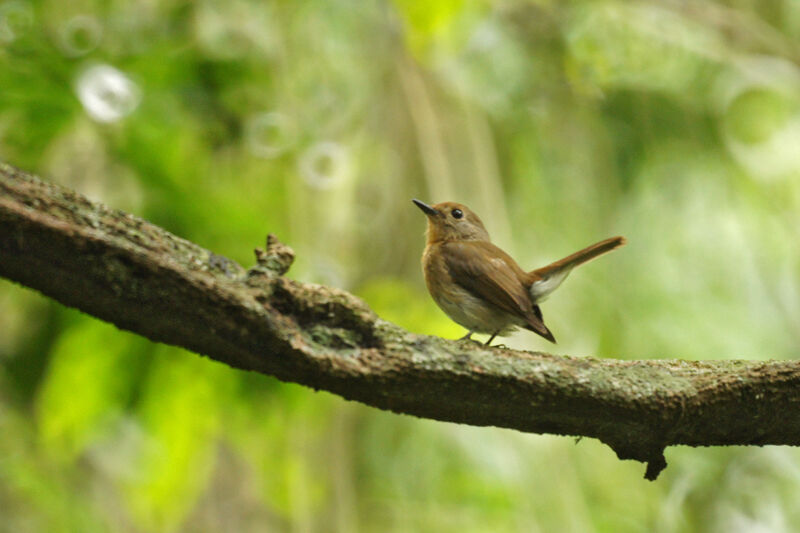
[413,199,490,244]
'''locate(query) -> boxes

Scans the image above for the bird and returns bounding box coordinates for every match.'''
[413,199,625,345]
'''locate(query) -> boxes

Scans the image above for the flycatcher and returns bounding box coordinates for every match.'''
[413,199,625,344]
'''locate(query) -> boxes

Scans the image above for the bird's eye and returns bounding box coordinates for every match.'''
[452,209,463,219]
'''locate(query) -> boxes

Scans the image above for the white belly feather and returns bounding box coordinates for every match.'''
[431,283,522,335]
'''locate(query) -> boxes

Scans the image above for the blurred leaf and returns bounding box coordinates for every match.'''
[0,402,108,532]
[35,319,140,461]
[724,88,797,145]
[225,382,335,523]
[392,0,487,59]
[124,347,233,531]
[565,2,722,98]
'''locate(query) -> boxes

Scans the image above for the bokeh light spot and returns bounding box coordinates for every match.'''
[74,64,141,123]
[57,15,103,57]
[0,0,33,43]
[245,112,296,159]
[298,141,348,190]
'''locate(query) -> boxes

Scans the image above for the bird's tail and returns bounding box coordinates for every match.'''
[527,236,626,302]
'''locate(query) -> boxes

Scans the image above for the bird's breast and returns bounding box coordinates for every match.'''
[422,244,520,334]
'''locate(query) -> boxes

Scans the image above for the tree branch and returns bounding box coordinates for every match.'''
[1,161,797,480]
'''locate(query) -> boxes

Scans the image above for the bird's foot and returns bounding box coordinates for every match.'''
[483,332,509,348]
[458,331,476,342]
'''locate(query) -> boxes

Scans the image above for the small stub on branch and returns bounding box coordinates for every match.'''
[250,233,295,277]
[644,452,667,481]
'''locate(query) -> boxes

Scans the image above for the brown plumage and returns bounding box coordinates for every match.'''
[413,199,626,344]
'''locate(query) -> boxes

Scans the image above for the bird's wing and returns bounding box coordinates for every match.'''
[442,241,553,340]
[529,236,626,302]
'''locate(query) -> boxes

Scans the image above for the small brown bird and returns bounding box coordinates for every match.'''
[413,199,625,344]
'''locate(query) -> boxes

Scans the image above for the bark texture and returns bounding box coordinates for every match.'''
[1,161,799,480]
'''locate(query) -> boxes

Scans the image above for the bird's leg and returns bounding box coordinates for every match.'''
[458,331,474,341]
[485,332,499,345]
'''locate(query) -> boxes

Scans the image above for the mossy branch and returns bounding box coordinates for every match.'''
[1,162,798,480]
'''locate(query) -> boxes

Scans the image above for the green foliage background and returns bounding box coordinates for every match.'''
[3,0,800,531]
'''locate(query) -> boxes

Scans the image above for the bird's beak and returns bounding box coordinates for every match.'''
[412,199,439,217]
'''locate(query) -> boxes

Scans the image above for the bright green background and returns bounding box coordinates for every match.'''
[3,1,800,531]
